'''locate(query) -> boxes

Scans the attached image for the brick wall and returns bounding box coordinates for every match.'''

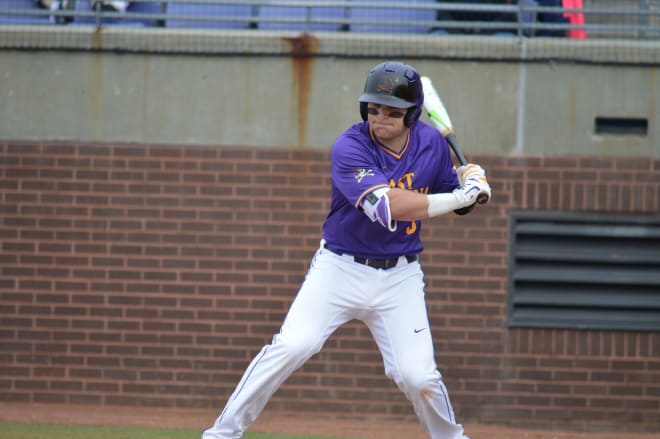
[1,141,659,432]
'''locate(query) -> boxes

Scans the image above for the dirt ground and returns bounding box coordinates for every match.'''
[1,403,658,439]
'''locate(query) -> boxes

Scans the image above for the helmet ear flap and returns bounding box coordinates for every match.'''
[404,106,421,127]
[360,102,368,121]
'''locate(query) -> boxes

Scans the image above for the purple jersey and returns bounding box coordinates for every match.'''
[322,120,460,258]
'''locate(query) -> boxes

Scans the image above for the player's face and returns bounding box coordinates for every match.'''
[366,103,409,145]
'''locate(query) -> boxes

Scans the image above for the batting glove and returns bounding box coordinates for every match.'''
[452,175,492,209]
[456,163,486,186]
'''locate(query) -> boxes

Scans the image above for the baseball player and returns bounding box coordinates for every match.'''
[202,61,491,439]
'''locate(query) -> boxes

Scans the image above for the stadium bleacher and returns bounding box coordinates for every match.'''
[71,0,164,27]
[0,0,450,33]
[165,2,257,29]
[0,0,500,34]
[0,0,64,25]
[348,0,437,34]
[257,3,348,32]
[0,1,655,40]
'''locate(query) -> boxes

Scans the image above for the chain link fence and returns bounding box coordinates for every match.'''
[1,1,659,63]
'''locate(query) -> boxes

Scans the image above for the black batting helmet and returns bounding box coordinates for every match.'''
[359,61,424,127]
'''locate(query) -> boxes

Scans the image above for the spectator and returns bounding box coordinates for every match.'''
[92,0,131,13]
[536,0,569,37]
[34,0,73,11]
[433,0,518,35]
[33,0,74,23]
[35,0,57,10]
[562,0,586,39]
[433,0,573,37]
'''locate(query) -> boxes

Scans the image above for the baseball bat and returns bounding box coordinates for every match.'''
[420,75,489,205]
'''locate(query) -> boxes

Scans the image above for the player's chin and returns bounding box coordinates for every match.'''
[371,124,397,137]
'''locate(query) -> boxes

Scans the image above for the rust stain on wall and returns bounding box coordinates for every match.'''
[282,34,319,148]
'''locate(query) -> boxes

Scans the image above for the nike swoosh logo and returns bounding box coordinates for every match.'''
[414,328,426,334]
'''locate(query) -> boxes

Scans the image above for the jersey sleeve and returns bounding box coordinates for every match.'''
[330,128,390,208]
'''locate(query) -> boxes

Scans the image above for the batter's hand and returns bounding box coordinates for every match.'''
[456,163,486,187]
[452,174,492,211]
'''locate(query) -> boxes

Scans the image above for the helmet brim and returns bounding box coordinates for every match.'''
[358,92,414,109]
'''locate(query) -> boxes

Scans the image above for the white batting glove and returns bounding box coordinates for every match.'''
[452,175,492,209]
[456,163,486,186]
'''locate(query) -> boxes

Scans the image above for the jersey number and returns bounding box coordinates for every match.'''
[390,173,424,236]
[406,220,418,235]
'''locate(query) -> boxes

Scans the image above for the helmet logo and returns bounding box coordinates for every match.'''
[375,77,394,95]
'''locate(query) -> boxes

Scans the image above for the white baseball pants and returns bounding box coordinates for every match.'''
[202,243,469,439]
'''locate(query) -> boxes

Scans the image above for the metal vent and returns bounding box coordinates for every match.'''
[508,211,660,331]
[594,117,648,136]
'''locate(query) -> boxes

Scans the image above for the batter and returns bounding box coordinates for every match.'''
[202,61,491,439]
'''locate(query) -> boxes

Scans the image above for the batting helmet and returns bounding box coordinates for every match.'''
[359,61,424,127]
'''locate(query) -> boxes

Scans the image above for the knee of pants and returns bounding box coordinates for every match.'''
[273,332,321,365]
[395,365,441,396]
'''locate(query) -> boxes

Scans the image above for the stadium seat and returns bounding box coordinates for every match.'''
[166,2,257,29]
[348,0,436,34]
[0,0,61,25]
[71,0,165,27]
[258,3,348,31]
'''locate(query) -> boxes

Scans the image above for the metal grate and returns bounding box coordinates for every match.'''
[508,211,660,331]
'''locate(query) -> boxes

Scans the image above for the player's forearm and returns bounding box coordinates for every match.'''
[387,188,443,220]
[388,188,461,221]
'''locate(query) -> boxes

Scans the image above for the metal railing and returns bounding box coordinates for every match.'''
[0,0,659,39]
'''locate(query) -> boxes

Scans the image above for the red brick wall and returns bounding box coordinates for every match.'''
[1,141,659,432]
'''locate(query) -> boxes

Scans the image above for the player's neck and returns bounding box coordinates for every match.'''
[374,130,410,154]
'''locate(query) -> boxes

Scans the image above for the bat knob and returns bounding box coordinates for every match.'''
[477,193,490,204]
